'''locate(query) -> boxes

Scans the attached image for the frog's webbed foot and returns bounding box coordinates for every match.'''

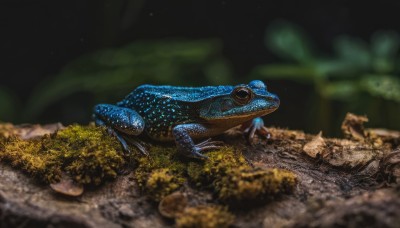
[192,139,224,159]
[173,124,224,159]
[241,117,271,144]
[196,138,224,148]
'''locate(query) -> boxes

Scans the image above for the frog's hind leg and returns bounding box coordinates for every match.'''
[95,118,131,153]
[124,137,148,156]
[93,104,146,154]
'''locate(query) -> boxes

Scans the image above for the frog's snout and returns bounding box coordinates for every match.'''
[267,94,280,108]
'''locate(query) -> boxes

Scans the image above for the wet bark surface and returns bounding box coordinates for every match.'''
[0,113,399,228]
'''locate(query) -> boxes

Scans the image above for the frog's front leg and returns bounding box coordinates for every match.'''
[93,104,145,153]
[172,124,223,159]
[241,117,271,143]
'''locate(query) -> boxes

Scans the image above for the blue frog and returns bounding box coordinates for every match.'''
[93,80,279,158]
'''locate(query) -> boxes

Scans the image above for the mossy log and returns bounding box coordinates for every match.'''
[0,113,399,228]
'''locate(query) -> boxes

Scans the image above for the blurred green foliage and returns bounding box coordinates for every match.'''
[253,20,400,102]
[1,19,398,135]
[251,20,400,132]
[14,39,231,121]
[0,87,19,122]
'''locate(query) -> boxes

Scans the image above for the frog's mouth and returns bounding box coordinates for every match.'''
[199,95,279,123]
[202,105,279,125]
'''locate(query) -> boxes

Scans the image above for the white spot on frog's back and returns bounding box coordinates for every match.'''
[162,94,172,99]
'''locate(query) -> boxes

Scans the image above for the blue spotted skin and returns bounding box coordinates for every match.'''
[93,80,280,158]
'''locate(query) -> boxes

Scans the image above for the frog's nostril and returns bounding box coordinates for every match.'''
[267,96,280,104]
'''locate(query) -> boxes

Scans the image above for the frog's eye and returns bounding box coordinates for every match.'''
[232,87,253,105]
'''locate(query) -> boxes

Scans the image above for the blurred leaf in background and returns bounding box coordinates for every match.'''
[0,87,20,122]
[251,20,400,133]
[371,31,400,74]
[266,21,314,64]
[21,39,232,122]
[361,75,400,102]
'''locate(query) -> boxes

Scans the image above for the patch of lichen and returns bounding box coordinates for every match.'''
[0,125,125,185]
[187,148,297,202]
[175,205,234,228]
[134,146,187,201]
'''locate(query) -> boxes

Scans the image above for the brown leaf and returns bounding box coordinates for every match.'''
[341,113,368,141]
[303,132,326,158]
[366,128,400,148]
[50,176,84,197]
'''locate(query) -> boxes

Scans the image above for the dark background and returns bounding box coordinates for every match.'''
[1,0,400,136]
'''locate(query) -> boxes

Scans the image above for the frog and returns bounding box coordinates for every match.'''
[93,80,280,158]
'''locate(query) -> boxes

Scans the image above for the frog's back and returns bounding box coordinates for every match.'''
[133,84,234,102]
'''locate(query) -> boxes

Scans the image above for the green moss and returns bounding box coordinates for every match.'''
[0,124,296,203]
[0,123,15,138]
[49,125,126,185]
[175,205,234,228]
[0,125,125,185]
[134,146,186,201]
[0,136,62,181]
[217,167,297,202]
[187,148,297,202]
[187,147,247,186]
[0,135,5,148]
[133,146,293,203]
[146,168,185,201]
